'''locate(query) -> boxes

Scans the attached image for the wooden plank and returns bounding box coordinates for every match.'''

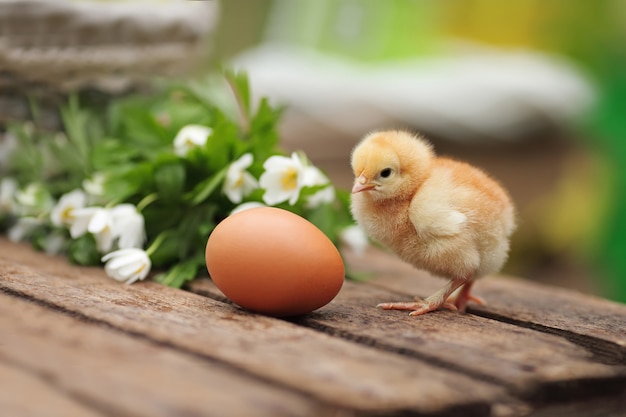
[0,361,105,417]
[472,277,626,354]
[189,278,626,400]
[525,390,626,417]
[0,239,503,415]
[344,247,626,363]
[0,294,330,417]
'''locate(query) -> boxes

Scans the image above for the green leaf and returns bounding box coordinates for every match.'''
[60,94,96,176]
[91,138,140,170]
[7,123,44,184]
[306,203,338,242]
[248,98,283,158]
[149,236,179,267]
[175,204,218,259]
[203,110,239,171]
[109,98,170,152]
[102,163,153,203]
[143,205,184,239]
[154,258,202,288]
[159,96,213,138]
[185,167,227,206]
[147,230,180,267]
[46,134,85,178]
[224,68,251,120]
[68,234,100,266]
[154,159,186,202]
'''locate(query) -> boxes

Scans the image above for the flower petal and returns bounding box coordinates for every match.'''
[173,125,212,156]
[102,248,151,285]
[230,202,266,216]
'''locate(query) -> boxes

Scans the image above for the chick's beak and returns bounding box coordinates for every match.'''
[352,174,375,194]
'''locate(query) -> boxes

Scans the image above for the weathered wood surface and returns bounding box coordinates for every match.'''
[345,248,626,363]
[0,294,329,417]
[1,238,626,417]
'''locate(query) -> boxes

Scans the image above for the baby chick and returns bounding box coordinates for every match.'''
[351,130,516,316]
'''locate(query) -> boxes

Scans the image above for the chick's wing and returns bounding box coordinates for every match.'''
[408,181,467,238]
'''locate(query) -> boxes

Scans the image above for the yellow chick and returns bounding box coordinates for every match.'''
[351,130,516,316]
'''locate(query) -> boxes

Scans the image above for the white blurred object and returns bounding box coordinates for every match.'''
[232,43,595,150]
[0,0,219,92]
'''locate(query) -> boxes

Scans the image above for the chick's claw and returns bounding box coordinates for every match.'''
[376,299,458,316]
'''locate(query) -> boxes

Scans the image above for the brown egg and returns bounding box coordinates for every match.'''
[205,207,345,317]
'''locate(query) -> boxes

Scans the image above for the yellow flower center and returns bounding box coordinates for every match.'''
[281,168,298,191]
[61,206,75,222]
[234,174,244,188]
[134,263,146,275]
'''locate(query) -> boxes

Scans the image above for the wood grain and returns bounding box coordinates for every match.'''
[3,237,626,416]
[344,247,626,364]
[0,294,330,417]
[0,361,105,417]
[0,239,502,415]
[189,278,626,399]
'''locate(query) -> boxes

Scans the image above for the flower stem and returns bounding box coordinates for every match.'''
[137,193,159,212]
[146,231,167,257]
[224,72,250,134]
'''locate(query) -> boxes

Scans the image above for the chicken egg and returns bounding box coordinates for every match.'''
[205,207,345,317]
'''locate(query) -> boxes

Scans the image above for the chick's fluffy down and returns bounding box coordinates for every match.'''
[350,130,516,281]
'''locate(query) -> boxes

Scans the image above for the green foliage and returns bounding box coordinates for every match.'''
[68,234,101,266]
[2,69,358,288]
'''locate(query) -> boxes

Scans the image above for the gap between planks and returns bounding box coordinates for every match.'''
[0,293,342,417]
[0,285,343,413]
[2,238,626,416]
[188,278,626,405]
[0,240,504,416]
[342,247,626,365]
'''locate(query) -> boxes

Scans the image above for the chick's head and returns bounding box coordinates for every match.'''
[351,130,434,201]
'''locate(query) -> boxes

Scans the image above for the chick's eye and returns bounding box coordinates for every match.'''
[380,168,393,178]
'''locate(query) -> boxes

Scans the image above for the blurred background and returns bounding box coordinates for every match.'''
[1,0,624,302]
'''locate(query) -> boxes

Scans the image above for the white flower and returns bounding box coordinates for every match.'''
[70,207,115,253]
[70,204,146,253]
[50,189,87,227]
[102,248,151,285]
[110,204,146,249]
[259,152,306,206]
[70,207,105,238]
[302,166,335,208]
[230,201,266,216]
[83,173,107,198]
[0,177,18,214]
[223,153,259,204]
[340,225,369,256]
[14,183,53,216]
[7,217,43,242]
[306,185,335,208]
[173,125,212,156]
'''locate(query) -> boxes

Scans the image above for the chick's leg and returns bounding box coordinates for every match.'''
[377,276,468,316]
[447,280,485,313]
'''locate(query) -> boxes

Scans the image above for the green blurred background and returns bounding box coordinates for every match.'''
[211,0,625,303]
[1,0,624,303]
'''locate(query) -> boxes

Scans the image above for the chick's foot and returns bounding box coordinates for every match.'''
[376,299,458,316]
[376,276,472,316]
[446,281,485,313]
